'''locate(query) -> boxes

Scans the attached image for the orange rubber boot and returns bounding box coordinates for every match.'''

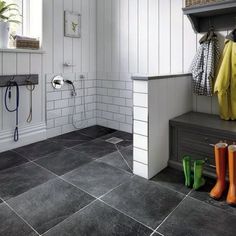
[227,145,236,205]
[210,143,228,199]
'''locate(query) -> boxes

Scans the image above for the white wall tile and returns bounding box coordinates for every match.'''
[133,93,148,108]
[134,134,148,150]
[133,147,148,165]
[134,120,148,136]
[133,161,148,179]
[134,107,148,122]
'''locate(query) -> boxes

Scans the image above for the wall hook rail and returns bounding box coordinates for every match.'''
[0,74,39,87]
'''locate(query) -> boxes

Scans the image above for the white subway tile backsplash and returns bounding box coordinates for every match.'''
[114,114,126,123]
[108,88,120,97]
[47,92,61,101]
[54,99,69,109]
[120,90,132,99]
[47,109,62,119]
[120,106,132,115]
[55,116,69,127]
[120,123,132,133]
[113,97,126,106]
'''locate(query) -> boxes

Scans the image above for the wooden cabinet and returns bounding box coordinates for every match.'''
[169,112,236,176]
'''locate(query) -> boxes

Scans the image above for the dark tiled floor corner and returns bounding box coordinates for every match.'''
[151,167,191,195]
[49,131,93,148]
[79,125,116,138]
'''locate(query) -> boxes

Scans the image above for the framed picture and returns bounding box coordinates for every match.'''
[64,11,81,38]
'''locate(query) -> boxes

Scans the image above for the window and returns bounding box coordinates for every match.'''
[8,0,42,41]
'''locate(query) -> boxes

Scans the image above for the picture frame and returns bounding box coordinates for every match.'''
[64,11,81,38]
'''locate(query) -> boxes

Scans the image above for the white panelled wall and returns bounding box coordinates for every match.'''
[43,0,97,138]
[96,0,227,131]
[0,0,227,152]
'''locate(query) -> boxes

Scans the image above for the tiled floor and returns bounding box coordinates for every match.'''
[0,125,236,236]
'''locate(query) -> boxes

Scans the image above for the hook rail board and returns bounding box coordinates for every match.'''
[0,74,39,87]
[183,0,236,33]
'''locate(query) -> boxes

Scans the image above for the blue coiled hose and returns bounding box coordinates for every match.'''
[4,81,19,142]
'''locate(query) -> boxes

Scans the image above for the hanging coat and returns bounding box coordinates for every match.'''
[214,38,236,120]
[190,36,220,96]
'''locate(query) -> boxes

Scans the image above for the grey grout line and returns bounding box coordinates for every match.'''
[0,197,40,236]
[99,199,156,232]
[41,198,98,236]
[115,144,133,172]
[154,189,193,233]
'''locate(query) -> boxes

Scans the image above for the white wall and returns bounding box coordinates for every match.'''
[96,0,228,129]
[0,0,97,152]
[43,0,97,138]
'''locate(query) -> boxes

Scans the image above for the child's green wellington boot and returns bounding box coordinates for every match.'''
[193,160,206,190]
[183,156,192,187]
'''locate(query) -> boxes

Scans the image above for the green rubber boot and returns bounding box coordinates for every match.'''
[183,156,192,187]
[193,160,206,190]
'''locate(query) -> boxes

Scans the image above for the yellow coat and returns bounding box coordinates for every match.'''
[214,40,236,120]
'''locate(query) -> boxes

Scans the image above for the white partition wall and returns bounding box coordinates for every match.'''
[133,74,192,179]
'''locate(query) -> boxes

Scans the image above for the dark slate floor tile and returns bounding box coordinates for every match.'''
[72,139,117,160]
[158,197,236,236]
[13,140,65,160]
[35,149,93,176]
[63,161,132,197]
[101,131,133,147]
[102,176,184,229]
[97,151,132,173]
[79,125,116,138]
[44,200,153,236]
[0,151,28,172]
[49,131,93,148]
[0,203,37,236]
[7,178,95,235]
[119,145,133,170]
[151,167,191,195]
[190,177,236,216]
[0,162,55,200]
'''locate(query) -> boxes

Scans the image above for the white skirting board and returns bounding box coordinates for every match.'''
[0,122,47,152]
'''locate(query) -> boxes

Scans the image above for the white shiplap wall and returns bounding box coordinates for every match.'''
[43,0,97,138]
[0,0,97,151]
[96,0,227,130]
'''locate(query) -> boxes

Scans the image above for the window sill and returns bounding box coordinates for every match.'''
[0,48,45,54]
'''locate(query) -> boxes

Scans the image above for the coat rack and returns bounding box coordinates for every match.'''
[183,0,236,33]
[0,74,38,87]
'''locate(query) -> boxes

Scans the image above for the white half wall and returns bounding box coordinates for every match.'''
[133,74,192,179]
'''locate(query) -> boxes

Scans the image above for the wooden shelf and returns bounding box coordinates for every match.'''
[183,0,236,33]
